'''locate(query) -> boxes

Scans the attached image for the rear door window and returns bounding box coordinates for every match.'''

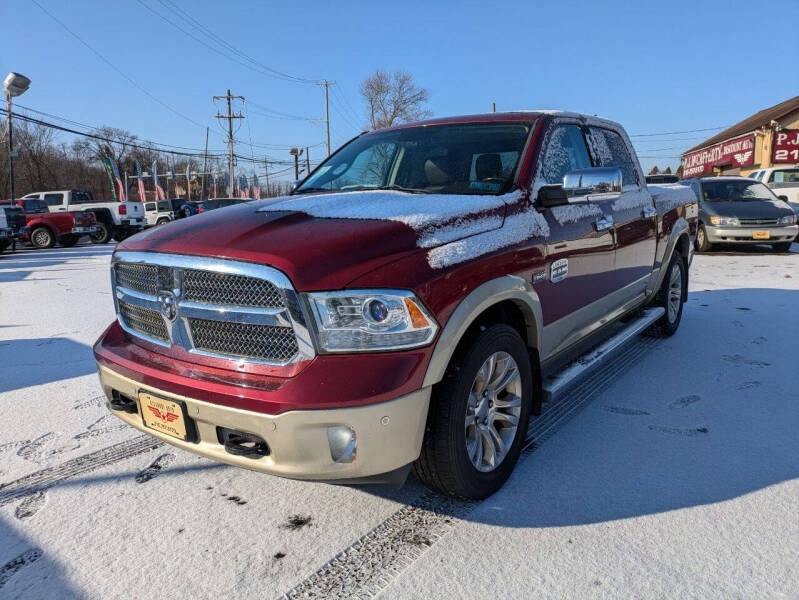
[587,127,639,186]
[540,124,591,184]
[44,193,64,206]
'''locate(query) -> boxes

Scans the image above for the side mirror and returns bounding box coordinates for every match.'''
[563,167,623,196]
[290,180,301,192]
[778,195,789,202]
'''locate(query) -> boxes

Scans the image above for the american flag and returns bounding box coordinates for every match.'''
[134,160,146,202]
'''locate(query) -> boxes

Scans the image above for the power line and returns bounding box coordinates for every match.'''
[629,126,728,138]
[30,0,213,134]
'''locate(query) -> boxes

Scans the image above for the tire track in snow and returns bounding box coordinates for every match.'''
[0,548,43,590]
[0,436,163,507]
[283,337,661,599]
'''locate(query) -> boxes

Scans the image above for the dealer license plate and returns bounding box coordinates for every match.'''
[139,391,188,440]
[752,230,770,240]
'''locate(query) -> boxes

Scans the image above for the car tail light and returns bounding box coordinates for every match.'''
[119,204,127,215]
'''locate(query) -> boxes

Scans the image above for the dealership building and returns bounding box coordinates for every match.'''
[682,95,799,178]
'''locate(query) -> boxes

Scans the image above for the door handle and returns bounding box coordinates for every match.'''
[594,215,614,231]
[642,206,657,218]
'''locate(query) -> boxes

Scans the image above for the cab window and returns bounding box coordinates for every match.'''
[43,193,64,206]
[145,202,156,211]
[540,124,591,184]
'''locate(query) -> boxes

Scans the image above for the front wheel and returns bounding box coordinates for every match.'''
[646,252,686,338]
[695,225,714,252]
[90,222,111,244]
[772,241,793,253]
[414,324,534,499]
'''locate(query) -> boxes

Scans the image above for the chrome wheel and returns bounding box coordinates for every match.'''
[696,228,705,248]
[667,261,682,323]
[465,351,522,472]
[32,228,52,248]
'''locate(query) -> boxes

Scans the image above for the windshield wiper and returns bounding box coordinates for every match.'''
[375,185,431,194]
[293,187,333,194]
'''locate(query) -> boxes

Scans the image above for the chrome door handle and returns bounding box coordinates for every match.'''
[642,206,657,218]
[595,215,614,231]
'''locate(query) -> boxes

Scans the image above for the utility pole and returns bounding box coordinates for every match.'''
[214,89,244,198]
[322,80,332,156]
[201,126,209,201]
[263,158,269,197]
[305,146,310,175]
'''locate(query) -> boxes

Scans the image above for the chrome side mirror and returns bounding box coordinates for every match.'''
[290,180,301,192]
[563,167,623,198]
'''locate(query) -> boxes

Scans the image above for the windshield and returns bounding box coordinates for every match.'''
[296,121,533,196]
[701,180,778,202]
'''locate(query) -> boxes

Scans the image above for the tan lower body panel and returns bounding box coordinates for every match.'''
[97,364,431,480]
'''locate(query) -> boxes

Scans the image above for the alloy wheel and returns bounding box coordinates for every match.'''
[667,261,682,323]
[465,351,522,472]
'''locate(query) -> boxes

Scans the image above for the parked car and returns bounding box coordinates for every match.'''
[22,189,145,243]
[645,174,680,184]
[143,199,174,227]
[0,203,27,254]
[683,176,798,252]
[748,167,799,203]
[95,111,698,499]
[0,198,98,248]
[168,198,199,219]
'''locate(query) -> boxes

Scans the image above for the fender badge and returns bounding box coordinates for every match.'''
[550,258,569,283]
[532,270,547,283]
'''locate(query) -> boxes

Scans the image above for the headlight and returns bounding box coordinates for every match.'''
[779,214,797,225]
[306,290,438,352]
[709,215,739,226]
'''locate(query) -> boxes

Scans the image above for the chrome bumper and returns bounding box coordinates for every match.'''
[97,363,430,480]
[705,225,798,243]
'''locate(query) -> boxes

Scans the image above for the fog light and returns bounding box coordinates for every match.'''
[327,426,357,463]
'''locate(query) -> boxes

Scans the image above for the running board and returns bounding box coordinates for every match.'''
[542,307,665,403]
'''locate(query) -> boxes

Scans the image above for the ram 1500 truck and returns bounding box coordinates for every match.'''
[94,112,698,499]
[23,189,145,243]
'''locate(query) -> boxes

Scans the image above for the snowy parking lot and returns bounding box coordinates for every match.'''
[1,242,797,599]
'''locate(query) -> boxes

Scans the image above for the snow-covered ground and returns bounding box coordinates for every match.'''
[1,242,797,599]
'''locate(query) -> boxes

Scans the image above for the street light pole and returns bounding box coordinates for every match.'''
[6,94,15,202]
[3,73,31,201]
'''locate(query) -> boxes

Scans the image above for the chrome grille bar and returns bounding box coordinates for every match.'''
[110,251,315,366]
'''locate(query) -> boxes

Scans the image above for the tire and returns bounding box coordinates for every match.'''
[695,224,713,252]
[414,324,534,499]
[59,234,79,247]
[90,222,111,244]
[31,226,56,249]
[772,242,792,253]
[646,252,686,338]
[156,217,170,226]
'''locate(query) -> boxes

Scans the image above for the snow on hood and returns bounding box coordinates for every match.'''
[258,189,535,268]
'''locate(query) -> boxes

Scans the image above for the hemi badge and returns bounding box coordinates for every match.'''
[532,270,547,283]
[550,258,569,283]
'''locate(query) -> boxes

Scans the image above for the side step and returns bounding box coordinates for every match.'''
[542,307,665,403]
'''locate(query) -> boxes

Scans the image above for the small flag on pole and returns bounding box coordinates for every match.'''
[134,160,146,202]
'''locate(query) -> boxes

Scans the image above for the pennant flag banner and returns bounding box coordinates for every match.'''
[223,172,230,197]
[252,173,260,200]
[100,157,117,200]
[212,172,218,198]
[134,160,146,202]
[185,163,191,202]
[110,158,126,202]
[239,175,248,199]
[152,161,166,201]
[169,159,177,198]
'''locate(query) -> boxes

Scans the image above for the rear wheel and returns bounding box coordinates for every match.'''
[695,225,714,252]
[90,222,110,244]
[414,324,533,499]
[31,226,55,249]
[772,241,793,253]
[156,217,170,226]
[646,252,686,338]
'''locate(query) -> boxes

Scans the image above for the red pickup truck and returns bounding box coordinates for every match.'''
[94,112,697,498]
[2,198,98,248]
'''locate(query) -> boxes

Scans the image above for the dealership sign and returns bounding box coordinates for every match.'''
[772,129,799,164]
[682,133,756,177]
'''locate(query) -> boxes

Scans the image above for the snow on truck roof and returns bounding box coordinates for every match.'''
[375,111,622,132]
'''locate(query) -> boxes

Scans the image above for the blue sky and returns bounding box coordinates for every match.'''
[3,0,798,178]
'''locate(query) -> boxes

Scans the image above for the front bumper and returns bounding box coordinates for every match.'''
[705,224,798,244]
[98,363,430,480]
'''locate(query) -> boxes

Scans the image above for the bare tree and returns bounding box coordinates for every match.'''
[360,70,431,130]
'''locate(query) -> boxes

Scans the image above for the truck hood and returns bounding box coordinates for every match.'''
[703,199,793,219]
[118,190,516,290]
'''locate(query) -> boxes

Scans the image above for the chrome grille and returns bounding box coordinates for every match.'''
[115,263,159,295]
[183,269,284,308]
[111,252,314,366]
[189,318,298,362]
[739,218,779,226]
[118,300,169,341]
